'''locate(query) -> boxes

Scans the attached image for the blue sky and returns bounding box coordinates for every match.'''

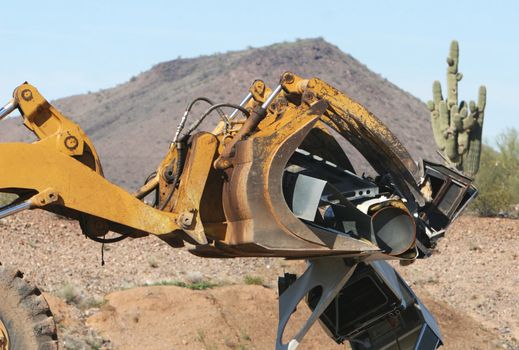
[1,0,517,141]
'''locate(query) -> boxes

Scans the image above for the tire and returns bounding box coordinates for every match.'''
[0,264,58,350]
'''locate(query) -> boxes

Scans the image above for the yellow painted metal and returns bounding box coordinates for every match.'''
[280,72,423,208]
[0,318,8,350]
[14,83,103,173]
[29,188,59,208]
[0,142,179,235]
[157,132,219,244]
[211,79,271,137]
[132,175,159,199]
[280,73,418,176]
[0,83,181,237]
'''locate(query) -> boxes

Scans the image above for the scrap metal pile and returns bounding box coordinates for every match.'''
[0,41,485,349]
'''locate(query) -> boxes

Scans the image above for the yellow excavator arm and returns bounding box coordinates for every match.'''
[0,83,182,240]
[0,74,475,256]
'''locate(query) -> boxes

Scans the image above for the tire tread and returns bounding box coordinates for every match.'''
[0,264,58,350]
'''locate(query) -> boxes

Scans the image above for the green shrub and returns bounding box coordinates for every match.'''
[148,280,217,290]
[243,275,264,286]
[0,193,17,207]
[56,283,83,306]
[471,129,519,217]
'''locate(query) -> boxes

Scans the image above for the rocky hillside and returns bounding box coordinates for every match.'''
[0,38,438,190]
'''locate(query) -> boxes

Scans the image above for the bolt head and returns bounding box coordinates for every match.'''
[21,89,33,101]
[283,73,294,84]
[64,135,79,150]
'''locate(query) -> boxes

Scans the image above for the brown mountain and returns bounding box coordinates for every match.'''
[0,38,438,190]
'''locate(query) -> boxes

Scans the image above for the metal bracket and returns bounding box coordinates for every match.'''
[0,188,59,220]
[276,258,357,350]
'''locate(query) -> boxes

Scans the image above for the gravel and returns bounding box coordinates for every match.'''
[1,210,518,347]
[397,216,519,347]
[0,211,282,297]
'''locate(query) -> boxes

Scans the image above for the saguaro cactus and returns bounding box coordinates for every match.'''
[427,40,486,177]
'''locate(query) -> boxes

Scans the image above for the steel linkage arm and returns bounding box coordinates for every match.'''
[12,83,103,174]
[0,83,182,238]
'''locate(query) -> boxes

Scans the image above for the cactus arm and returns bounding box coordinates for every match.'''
[444,104,459,163]
[433,80,443,104]
[428,40,486,177]
[478,85,487,112]
[463,86,487,176]
[446,41,460,108]
[429,81,446,148]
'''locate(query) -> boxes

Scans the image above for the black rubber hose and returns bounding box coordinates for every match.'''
[84,232,127,244]
[162,103,249,211]
[142,171,159,207]
[185,97,226,120]
[79,215,128,244]
[174,97,227,143]
[182,103,250,140]
[158,143,186,211]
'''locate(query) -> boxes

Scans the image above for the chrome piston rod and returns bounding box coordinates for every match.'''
[228,85,282,121]
[0,201,31,220]
[0,99,17,121]
[228,92,253,121]
[261,84,283,110]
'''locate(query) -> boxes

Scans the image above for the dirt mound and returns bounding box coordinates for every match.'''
[85,285,328,349]
[80,285,499,350]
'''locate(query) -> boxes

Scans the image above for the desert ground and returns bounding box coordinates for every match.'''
[0,211,517,350]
